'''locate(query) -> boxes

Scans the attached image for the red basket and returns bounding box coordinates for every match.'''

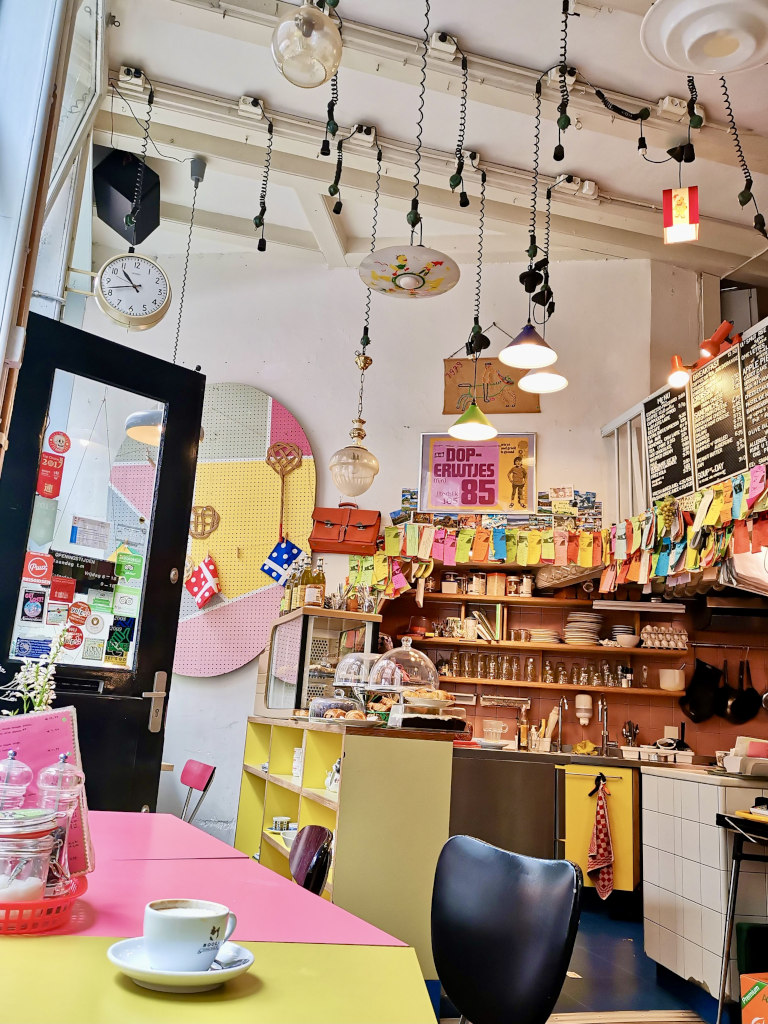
[0,875,87,935]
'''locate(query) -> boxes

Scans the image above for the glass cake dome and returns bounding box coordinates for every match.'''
[367,637,439,690]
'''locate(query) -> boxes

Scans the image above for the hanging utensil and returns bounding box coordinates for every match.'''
[725,656,762,725]
[266,442,303,542]
[715,660,739,720]
[679,658,722,723]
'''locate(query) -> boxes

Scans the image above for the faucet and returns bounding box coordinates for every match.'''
[555,695,568,753]
[598,695,609,755]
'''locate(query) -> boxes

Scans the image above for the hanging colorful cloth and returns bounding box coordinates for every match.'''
[185,555,221,609]
[587,774,614,900]
[261,540,303,584]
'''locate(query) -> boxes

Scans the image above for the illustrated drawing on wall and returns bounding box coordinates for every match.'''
[443,358,541,415]
[114,383,315,678]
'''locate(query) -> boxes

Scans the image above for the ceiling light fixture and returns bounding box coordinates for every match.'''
[329,144,383,497]
[668,355,692,389]
[641,0,768,74]
[518,367,569,394]
[251,100,274,252]
[498,323,557,369]
[720,76,768,239]
[125,159,206,446]
[271,0,342,88]
[663,185,700,243]
[449,168,498,441]
[358,0,459,298]
[700,318,734,358]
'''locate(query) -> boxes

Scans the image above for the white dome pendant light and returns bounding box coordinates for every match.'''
[358,0,459,299]
[448,168,498,442]
[271,0,343,88]
[329,147,383,498]
[641,0,768,74]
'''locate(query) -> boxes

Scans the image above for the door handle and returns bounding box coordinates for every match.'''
[142,671,168,733]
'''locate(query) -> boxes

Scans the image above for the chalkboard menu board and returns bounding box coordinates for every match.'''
[691,345,747,488]
[643,387,695,501]
[740,325,768,467]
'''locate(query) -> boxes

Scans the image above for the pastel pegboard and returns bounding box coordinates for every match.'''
[173,384,315,678]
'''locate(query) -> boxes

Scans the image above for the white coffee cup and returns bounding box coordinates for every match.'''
[143,898,237,972]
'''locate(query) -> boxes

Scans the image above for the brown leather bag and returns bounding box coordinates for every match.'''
[309,503,381,555]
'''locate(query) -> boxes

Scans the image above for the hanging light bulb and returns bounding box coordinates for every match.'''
[518,366,568,394]
[329,418,380,496]
[449,401,497,440]
[125,409,163,445]
[498,323,557,369]
[271,1,342,89]
[668,354,692,388]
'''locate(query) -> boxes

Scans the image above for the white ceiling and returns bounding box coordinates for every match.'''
[94,0,768,282]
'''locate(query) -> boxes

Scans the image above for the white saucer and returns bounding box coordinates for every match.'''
[478,738,508,749]
[107,938,254,993]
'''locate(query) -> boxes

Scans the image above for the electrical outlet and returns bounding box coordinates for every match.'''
[657,95,706,124]
[556,175,582,193]
[351,124,377,147]
[579,179,599,199]
[118,65,149,98]
[237,95,265,121]
[461,148,480,166]
[547,66,577,88]
[427,31,457,60]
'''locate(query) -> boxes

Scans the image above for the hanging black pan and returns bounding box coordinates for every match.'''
[679,658,722,723]
[722,658,762,725]
[714,660,737,719]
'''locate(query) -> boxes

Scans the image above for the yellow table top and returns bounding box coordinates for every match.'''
[3,937,435,1024]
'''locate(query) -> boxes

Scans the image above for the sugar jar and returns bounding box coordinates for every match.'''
[37,754,84,890]
[0,809,57,902]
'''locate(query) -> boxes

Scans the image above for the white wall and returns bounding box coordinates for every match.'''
[84,253,654,840]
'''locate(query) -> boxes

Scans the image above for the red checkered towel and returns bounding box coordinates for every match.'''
[587,782,614,900]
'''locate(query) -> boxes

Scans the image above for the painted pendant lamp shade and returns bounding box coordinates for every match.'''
[358,245,460,298]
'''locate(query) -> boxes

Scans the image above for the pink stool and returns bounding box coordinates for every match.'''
[179,759,216,824]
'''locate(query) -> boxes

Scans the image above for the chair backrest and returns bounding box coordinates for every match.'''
[180,760,215,792]
[289,825,333,896]
[432,835,582,1024]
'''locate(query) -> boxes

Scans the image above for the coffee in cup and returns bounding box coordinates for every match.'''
[143,898,237,972]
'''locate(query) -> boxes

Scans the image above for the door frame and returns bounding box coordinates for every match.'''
[0,312,204,720]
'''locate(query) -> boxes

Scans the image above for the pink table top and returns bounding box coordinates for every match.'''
[68,854,403,947]
[88,812,247,861]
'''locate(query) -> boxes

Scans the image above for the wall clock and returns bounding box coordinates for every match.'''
[94,253,171,330]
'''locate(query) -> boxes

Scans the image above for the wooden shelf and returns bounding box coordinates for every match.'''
[439,676,683,699]
[302,786,339,811]
[268,772,302,794]
[261,829,291,858]
[414,637,688,658]
[243,763,268,780]
[422,593,592,609]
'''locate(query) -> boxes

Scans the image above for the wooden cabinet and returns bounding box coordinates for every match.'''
[563,764,640,891]
[235,716,453,978]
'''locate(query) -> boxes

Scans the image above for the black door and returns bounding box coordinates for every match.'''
[0,313,205,810]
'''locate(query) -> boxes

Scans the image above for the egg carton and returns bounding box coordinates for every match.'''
[641,623,688,650]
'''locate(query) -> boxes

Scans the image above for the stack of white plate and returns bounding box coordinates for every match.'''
[564,611,603,646]
[528,628,562,644]
[611,625,635,641]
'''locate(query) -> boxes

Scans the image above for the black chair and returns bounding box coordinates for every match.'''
[288,824,333,896]
[432,835,582,1024]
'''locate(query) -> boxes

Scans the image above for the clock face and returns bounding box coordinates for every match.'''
[95,254,171,329]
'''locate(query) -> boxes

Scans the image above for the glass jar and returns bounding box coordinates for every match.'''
[556,662,568,686]
[0,750,33,811]
[466,573,487,596]
[487,655,500,680]
[308,694,366,721]
[525,657,537,682]
[449,651,461,678]
[570,665,581,686]
[368,637,439,690]
[460,651,477,679]
[477,654,489,679]
[543,659,555,684]
[0,809,57,903]
[500,655,515,680]
[334,652,380,689]
[37,754,85,891]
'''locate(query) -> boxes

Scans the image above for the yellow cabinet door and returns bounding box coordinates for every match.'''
[563,765,639,892]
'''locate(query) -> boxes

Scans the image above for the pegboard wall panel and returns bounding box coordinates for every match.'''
[110,463,156,520]
[173,383,316,678]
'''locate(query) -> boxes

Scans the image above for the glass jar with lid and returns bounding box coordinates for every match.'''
[0,750,33,811]
[37,754,85,890]
[367,637,439,691]
[308,694,367,722]
[334,652,381,690]
[0,809,57,902]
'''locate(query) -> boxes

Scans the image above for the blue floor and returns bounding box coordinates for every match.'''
[554,906,693,1015]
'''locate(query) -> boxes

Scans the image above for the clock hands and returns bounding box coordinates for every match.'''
[121,270,140,292]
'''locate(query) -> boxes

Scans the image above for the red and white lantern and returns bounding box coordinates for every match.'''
[663,186,699,244]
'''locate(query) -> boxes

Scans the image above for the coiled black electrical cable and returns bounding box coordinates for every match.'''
[362,145,382,342]
[474,170,486,323]
[408,0,430,238]
[127,72,154,246]
[720,75,751,188]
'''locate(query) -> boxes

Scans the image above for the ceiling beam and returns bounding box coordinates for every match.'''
[294,191,350,267]
[160,202,322,255]
[166,0,768,174]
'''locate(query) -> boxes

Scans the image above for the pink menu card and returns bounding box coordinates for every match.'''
[0,706,94,874]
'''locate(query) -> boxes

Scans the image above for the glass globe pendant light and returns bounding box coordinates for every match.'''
[448,168,497,442]
[329,147,383,498]
[271,1,343,88]
[358,0,459,299]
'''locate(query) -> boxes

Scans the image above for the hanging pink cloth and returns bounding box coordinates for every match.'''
[587,779,614,900]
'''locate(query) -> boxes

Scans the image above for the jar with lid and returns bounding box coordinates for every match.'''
[0,750,33,810]
[368,637,439,691]
[37,754,85,890]
[0,809,57,902]
[525,657,537,682]
[466,573,487,596]
[308,693,367,722]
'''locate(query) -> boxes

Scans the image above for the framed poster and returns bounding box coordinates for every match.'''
[419,433,536,513]
[443,358,540,415]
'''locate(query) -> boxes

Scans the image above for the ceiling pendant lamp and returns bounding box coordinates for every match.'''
[641,0,768,74]
[271,0,342,88]
[668,354,692,389]
[329,147,383,498]
[358,1,459,299]
[663,185,700,244]
[125,160,206,446]
[518,366,569,394]
[498,322,557,369]
[448,169,497,442]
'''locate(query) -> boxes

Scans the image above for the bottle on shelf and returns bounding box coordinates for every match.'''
[518,706,529,750]
[283,563,297,614]
[290,556,306,611]
[305,557,326,608]
[296,556,313,609]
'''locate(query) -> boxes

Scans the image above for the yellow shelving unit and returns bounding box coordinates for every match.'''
[235,716,454,978]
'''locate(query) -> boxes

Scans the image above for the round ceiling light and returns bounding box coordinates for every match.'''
[358,245,460,298]
[641,0,768,74]
[271,2,342,88]
[518,367,569,394]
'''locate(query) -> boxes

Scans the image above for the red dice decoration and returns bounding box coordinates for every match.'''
[185,556,220,609]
